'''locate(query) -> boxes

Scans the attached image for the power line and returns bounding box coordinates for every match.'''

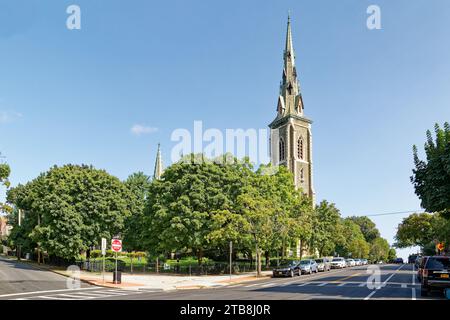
[352,210,425,217]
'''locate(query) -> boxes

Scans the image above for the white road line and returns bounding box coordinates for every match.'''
[401,284,407,288]
[317,282,327,287]
[37,296,73,300]
[57,294,96,299]
[243,283,262,288]
[260,283,276,288]
[412,288,416,300]
[364,264,405,300]
[91,290,129,296]
[358,282,366,287]
[0,287,99,298]
[338,283,347,287]
[298,282,311,287]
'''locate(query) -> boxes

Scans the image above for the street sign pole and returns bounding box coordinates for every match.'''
[115,251,118,284]
[101,238,106,283]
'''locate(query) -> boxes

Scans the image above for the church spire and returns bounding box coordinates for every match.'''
[153,143,163,180]
[277,14,303,117]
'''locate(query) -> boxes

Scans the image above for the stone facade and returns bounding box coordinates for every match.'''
[269,16,315,205]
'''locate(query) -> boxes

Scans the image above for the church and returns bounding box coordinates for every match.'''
[154,16,315,205]
[269,15,315,204]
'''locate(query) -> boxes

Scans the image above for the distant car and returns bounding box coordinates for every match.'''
[418,256,430,282]
[331,257,346,269]
[315,258,331,272]
[394,258,404,264]
[361,259,368,265]
[272,261,301,277]
[299,259,319,275]
[409,254,419,264]
[420,255,450,297]
[346,259,356,267]
[354,259,362,266]
[377,260,384,264]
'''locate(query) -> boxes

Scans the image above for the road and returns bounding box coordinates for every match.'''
[0,257,445,300]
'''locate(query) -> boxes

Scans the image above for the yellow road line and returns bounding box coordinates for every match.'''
[331,272,362,283]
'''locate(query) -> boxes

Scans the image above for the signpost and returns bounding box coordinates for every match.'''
[101,238,107,283]
[229,241,233,281]
[111,239,122,284]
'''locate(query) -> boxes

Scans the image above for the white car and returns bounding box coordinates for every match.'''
[331,257,346,269]
[354,259,362,266]
[346,258,356,267]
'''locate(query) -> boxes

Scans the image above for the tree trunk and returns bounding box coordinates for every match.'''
[299,239,304,259]
[265,251,270,268]
[197,249,203,265]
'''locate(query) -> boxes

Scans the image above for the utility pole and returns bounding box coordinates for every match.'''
[17,209,22,261]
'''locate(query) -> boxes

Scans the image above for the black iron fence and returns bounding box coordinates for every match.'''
[75,260,276,275]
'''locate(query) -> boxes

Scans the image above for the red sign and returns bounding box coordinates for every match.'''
[111,239,122,252]
[437,243,445,251]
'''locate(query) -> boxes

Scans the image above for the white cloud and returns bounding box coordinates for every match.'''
[0,111,22,124]
[130,124,158,136]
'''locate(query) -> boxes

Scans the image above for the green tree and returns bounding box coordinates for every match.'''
[395,213,435,248]
[369,237,390,262]
[7,164,132,260]
[123,172,151,252]
[387,248,397,261]
[411,123,450,218]
[0,162,12,213]
[347,216,380,243]
[310,200,341,257]
[143,154,253,264]
[335,218,369,258]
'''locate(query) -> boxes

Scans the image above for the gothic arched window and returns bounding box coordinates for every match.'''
[297,137,304,160]
[279,138,285,162]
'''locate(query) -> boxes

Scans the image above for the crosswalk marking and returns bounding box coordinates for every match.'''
[13,289,143,300]
[338,283,346,287]
[298,282,311,287]
[317,283,327,287]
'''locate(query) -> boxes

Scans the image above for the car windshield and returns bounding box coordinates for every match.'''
[332,258,342,262]
[426,257,450,269]
[300,260,310,265]
[315,259,323,263]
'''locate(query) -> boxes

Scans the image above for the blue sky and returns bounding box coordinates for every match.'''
[1,0,450,259]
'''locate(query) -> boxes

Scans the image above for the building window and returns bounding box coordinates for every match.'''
[297,137,304,159]
[279,138,285,161]
[300,168,304,182]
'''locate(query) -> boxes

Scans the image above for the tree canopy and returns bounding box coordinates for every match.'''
[7,164,132,260]
[412,123,450,218]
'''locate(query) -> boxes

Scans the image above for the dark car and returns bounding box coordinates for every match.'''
[315,258,331,272]
[272,261,301,277]
[408,254,419,264]
[421,255,450,296]
[394,258,404,264]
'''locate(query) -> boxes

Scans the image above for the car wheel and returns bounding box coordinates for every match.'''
[290,270,294,278]
[309,269,312,275]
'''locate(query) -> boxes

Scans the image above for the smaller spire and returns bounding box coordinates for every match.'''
[153,143,164,180]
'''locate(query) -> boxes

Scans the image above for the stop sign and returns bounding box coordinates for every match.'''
[111,239,122,252]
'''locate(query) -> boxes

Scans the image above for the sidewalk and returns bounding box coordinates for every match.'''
[6,256,272,291]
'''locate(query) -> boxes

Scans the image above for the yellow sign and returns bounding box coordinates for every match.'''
[437,243,445,251]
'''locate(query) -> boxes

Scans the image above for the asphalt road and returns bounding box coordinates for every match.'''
[0,257,445,300]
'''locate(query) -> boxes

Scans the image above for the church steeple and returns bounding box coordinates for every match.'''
[277,14,304,117]
[153,143,163,180]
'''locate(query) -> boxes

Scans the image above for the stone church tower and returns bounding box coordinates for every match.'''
[269,15,315,205]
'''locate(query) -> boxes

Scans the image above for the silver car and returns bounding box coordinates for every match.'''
[299,259,319,274]
[315,258,331,272]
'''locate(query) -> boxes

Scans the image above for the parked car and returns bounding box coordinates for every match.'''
[346,258,356,267]
[331,257,346,269]
[420,255,450,296]
[418,256,429,281]
[299,259,319,274]
[315,258,331,272]
[272,261,301,277]
[354,259,362,266]
[361,259,368,265]
[394,258,404,264]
